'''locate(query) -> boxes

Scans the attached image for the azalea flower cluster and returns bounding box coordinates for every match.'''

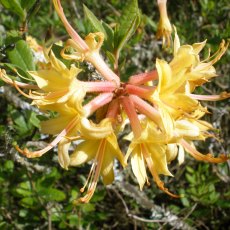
[0,0,229,203]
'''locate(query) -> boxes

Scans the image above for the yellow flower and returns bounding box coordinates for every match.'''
[166,117,229,164]
[28,51,85,104]
[70,132,125,203]
[156,0,172,47]
[172,28,229,91]
[125,120,179,197]
[150,58,204,138]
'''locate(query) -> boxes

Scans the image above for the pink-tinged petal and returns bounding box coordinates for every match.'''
[84,81,116,93]
[83,93,113,117]
[125,84,155,98]
[130,95,162,127]
[128,70,158,85]
[121,96,142,138]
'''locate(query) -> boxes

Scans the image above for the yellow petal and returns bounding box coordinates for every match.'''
[40,115,74,135]
[192,40,207,54]
[173,26,180,56]
[166,144,178,163]
[131,145,147,190]
[146,143,173,176]
[177,144,185,165]
[70,140,99,166]
[101,148,114,185]
[80,118,113,139]
[107,133,125,167]
[170,45,197,74]
[58,139,71,169]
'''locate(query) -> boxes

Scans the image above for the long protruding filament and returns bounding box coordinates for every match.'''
[180,139,228,163]
[16,116,79,158]
[79,139,106,203]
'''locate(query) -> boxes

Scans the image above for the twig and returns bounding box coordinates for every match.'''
[111,187,166,223]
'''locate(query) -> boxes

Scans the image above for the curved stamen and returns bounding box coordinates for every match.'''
[180,139,228,163]
[189,92,230,101]
[79,139,106,203]
[16,116,79,158]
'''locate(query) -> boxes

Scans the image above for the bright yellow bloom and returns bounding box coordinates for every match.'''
[149,58,204,138]
[70,132,125,203]
[125,120,179,197]
[172,28,229,91]
[29,51,85,104]
[163,116,228,165]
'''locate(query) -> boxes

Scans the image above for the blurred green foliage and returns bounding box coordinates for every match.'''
[0,0,229,229]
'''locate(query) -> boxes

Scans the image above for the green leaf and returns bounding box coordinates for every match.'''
[11,110,29,135]
[20,197,34,207]
[3,63,33,80]
[83,5,107,39]
[114,0,141,54]
[38,188,66,202]
[15,181,32,197]
[28,111,40,128]
[0,0,25,19]
[7,39,35,72]
[21,0,36,10]
[4,160,14,172]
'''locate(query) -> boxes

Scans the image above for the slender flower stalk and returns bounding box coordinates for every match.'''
[128,70,158,85]
[84,81,117,93]
[125,84,156,98]
[84,93,114,117]
[129,94,162,127]
[121,96,142,138]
